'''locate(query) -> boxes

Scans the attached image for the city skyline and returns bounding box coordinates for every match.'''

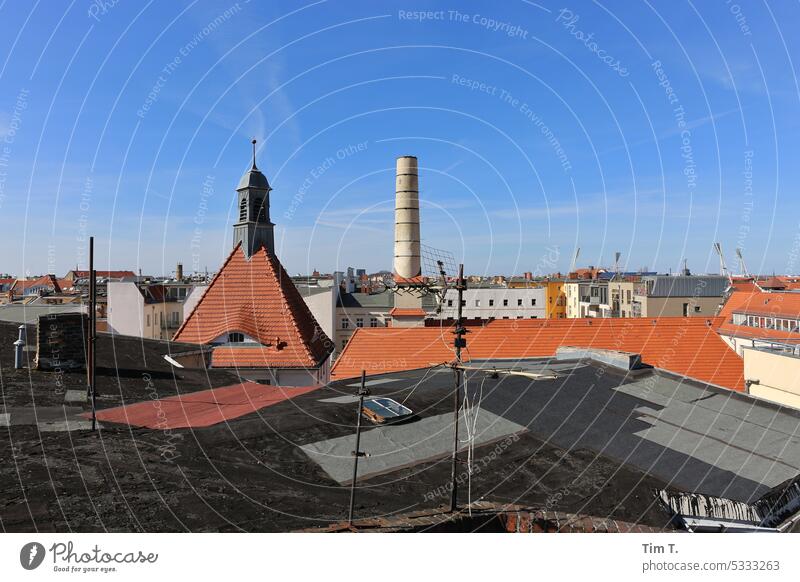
[0,1,798,278]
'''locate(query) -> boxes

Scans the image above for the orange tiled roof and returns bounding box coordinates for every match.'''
[331,317,744,391]
[716,290,800,343]
[718,290,800,320]
[173,243,333,369]
[11,274,61,294]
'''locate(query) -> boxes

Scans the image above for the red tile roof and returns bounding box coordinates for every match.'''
[728,278,759,293]
[758,276,787,290]
[389,307,427,317]
[332,317,744,391]
[716,290,800,343]
[173,243,333,369]
[718,290,800,319]
[11,274,61,294]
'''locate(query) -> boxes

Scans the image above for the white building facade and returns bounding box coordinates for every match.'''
[108,281,200,340]
[439,286,546,320]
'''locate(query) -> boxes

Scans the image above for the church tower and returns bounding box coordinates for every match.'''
[233,139,274,257]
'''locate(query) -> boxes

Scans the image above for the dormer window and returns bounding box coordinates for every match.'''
[228,332,245,343]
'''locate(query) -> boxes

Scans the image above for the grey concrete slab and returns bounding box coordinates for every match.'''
[319,395,360,404]
[8,406,84,425]
[301,408,526,485]
[37,419,95,432]
[634,422,800,487]
[613,380,676,408]
[0,413,9,427]
[64,390,87,404]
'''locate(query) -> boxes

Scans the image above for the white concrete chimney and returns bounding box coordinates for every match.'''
[394,155,421,279]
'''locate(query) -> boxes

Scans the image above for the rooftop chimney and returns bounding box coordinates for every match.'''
[394,156,421,279]
[176,262,183,281]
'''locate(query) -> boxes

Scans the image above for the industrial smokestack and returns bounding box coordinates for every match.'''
[394,156,421,279]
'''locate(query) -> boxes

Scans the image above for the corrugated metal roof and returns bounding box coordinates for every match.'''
[643,276,728,297]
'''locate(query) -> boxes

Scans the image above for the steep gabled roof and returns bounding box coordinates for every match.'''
[332,317,744,391]
[173,243,333,368]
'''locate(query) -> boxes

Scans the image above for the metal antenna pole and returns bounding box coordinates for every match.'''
[348,370,369,525]
[86,237,93,390]
[450,264,467,513]
[89,236,97,431]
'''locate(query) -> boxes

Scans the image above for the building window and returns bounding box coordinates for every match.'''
[489,299,494,307]
[475,300,480,307]
[370,317,378,327]
[341,318,349,329]
[461,300,466,307]
[447,299,453,307]
[146,314,151,327]
[503,299,508,307]
[531,299,536,306]
[694,305,701,313]
[228,332,244,343]
[356,318,364,327]
[342,340,347,349]
[682,303,689,317]
[517,299,523,306]
[626,290,631,303]
[239,198,247,221]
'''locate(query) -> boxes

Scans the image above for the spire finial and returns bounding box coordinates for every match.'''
[251,138,258,170]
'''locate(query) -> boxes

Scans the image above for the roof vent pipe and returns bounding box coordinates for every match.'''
[13,325,25,369]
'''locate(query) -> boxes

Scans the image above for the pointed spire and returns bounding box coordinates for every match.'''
[251,138,258,170]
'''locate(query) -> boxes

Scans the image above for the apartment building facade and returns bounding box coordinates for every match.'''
[439,286,546,320]
[631,276,727,318]
[108,281,200,340]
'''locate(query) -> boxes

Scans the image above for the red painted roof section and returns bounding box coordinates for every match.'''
[173,243,333,368]
[85,382,320,429]
[332,317,744,391]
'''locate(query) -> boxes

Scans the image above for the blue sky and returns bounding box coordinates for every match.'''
[0,0,798,278]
